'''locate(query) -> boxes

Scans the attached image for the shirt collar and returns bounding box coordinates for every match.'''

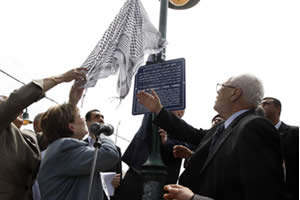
[87,135,95,146]
[275,121,282,130]
[224,109,249,129]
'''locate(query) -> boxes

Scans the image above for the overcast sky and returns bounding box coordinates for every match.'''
[0,0,299,158]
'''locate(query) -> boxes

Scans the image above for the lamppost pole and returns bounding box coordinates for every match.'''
[141,0,200,199]
[141,0,169,199]
[158,0,168,61]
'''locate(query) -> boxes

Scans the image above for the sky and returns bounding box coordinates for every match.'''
[0,0,299,165]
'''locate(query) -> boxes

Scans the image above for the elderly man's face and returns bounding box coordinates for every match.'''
[213,80,237,117]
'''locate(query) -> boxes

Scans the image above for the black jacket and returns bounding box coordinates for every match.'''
[155,108,284,200]
[279,122,299,200]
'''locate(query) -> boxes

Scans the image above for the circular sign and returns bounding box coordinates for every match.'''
[169,0,190,6]
[168,0,200,10]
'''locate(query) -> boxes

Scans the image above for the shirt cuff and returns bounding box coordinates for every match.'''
[32,79,44,90]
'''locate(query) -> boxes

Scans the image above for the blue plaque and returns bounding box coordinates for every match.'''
[132,58,186,115]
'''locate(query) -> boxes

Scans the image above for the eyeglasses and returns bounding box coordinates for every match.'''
[216,83,236,93]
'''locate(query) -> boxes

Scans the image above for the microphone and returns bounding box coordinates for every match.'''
[88,122,114,136]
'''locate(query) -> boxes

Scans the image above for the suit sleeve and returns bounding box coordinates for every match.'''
[155,107,206,146]
[162,137,194,160]
[0,82,44,131]
[192,194,214,200]
[58,136,120,176]
[237,117,284,200]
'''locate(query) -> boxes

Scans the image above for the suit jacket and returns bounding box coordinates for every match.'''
[121,114,153,171]
[84,136,122,200]
[102,146,122,200]
[155,108,284,200]
[0,83,43,200]
[122,113,191,184]
[38,136,120,200]
[161,137,194,184]
[279,122,299,200]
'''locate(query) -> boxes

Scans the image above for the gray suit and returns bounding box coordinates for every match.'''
[0,83,43,200]
[38,136,119,200]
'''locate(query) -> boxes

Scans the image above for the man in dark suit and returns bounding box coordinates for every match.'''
[121,110,193,200]
[159,110,195,185]
[137,74,284,200]
[261,97,299,200]
[85,109,122,200]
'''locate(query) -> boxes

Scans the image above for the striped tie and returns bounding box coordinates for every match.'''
[209,125,225,152]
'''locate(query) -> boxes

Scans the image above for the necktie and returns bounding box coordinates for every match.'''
[209,125,225,152]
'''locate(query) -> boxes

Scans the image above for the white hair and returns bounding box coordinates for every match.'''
[228,74,264,107]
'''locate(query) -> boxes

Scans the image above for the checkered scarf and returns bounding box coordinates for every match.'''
[81,0,166,98]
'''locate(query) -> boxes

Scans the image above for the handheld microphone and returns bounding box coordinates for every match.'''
[88,122,114,136]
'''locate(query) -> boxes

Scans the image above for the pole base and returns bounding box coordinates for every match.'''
[142,165,167,200]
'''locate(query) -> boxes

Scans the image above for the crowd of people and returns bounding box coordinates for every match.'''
[0,69,298,200]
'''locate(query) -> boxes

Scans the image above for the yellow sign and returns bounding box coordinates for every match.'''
[169,0,190,6]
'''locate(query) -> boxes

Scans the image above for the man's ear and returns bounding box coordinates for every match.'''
[68,123,75,132]
[230,88,242,102]
[275,107,281,116]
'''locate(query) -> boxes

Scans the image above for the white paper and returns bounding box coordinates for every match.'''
[101,172,116,196]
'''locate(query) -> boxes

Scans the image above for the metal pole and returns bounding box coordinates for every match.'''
[141,1,169,199]
[87,135,101,200]
[141,114,167,200]
[159,0,168,40]
[158,0,168,61]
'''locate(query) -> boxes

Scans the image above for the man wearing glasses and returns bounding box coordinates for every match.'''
[137,74,284,200]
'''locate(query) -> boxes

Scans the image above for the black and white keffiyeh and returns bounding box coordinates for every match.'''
[81,0,166,99]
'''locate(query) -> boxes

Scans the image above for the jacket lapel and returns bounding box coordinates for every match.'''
[193,125,221,153]
[278,122,289,136]
[199,110,254,174]
[199,126,233,174]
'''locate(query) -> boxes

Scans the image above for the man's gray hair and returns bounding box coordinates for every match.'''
[229,74,264,107]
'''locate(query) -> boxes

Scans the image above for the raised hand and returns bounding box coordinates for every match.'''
[159,128,168,144]
[173,145,193,159]
[137,89,163,114]
[56,67,87,84]
[43,67,87,92]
